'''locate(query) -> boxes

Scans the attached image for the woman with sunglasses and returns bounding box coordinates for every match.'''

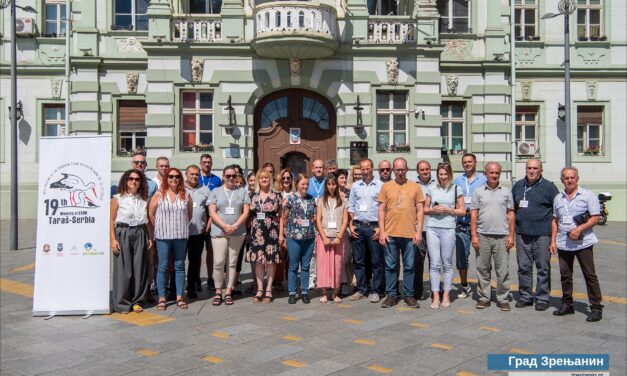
[208,165,251,306]
[247,169,282,303]
[273,168,294,288]
[279,173,317,304]
[423,162,466,309]
[149,168,192,311]
[110,169,152,313]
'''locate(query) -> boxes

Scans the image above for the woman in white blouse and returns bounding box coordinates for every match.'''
[110,169,153,313]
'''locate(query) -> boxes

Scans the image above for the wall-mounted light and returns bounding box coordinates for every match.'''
[557,103,566,120]
[414,107,425,119]
[225,95,236,134]
[353,95,364,132]
[8,101,23,120]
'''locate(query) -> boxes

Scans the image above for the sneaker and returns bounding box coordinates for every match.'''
[458,284,472,299]
[515,300,533,309]
[475,300,491,309]
[381,295,397,308]
[497,302,511,311]
[368,293,381,303]
[534,302,549,311]
[301,294,310,304]
[404,296,419,308]
[552,305,575,316]
[349,291,365,301]
[288,294,297,304]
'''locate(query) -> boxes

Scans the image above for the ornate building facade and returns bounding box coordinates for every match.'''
[1,0,625,219]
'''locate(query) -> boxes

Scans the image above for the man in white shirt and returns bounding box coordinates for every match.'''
[152,157,170,187]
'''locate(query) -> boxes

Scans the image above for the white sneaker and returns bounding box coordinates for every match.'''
[349,291,365,301]
[458,285,472,299]
[368,293,381,303]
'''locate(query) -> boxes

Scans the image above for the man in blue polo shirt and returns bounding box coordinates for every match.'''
[512,159,559,311]
[453,153,487,298]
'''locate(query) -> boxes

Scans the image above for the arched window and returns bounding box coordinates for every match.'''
[260,97,288,128]
[302,97,329,129]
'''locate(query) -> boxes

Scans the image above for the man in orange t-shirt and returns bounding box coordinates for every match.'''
[378,158,425,309]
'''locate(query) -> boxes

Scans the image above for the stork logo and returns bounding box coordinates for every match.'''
[42,161,105,210]
[50,173,99,208]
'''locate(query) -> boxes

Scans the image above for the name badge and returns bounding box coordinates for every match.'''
[301,219,310,227]
[519,200,529,208]
[359,204,368,212]
[193,202,198,208]
[225,207,235,215]
[562,215,573,225]
[256,212,266,220]
[327,221,337,229]
[464,196,471,205]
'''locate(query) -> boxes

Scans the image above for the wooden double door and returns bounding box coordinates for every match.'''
[254,89,336,177]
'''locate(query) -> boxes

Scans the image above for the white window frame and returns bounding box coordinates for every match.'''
[514,0,538,40]
[119,130,147,155]
[577,0,603,39]
[43,104,65,137]
[515,107,538,144]
[441,102,465,154]
[577,106,604,155]
[439,0,471,33]
[44,0,66,37]
[114,0,149,31]
[181,91,214,151]
[376,91,409,153]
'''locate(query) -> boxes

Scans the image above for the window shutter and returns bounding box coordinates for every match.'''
[577,106,603,125]
[119,100,147,129]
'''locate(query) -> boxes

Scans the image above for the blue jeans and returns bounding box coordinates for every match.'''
[352,224,385,295]
[156,238,187,298]
[286,238,315,295]
[384,237,415,297]
[427,227,456,292]
[455,226,471,270]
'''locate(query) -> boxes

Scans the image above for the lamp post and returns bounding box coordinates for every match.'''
[0,0,37,250]
[542,0,576,167]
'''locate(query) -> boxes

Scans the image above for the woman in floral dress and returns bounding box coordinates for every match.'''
[247,169,282,303]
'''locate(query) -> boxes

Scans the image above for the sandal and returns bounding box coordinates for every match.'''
[319,295,328,303]
[224,294,234,306]
[176,300,188,309]
[253,290,264,303]
[212,295,223,306]
[157,301,166,311]
[333,296,342,303]
[264,290,273,303]
[132,304,143,313]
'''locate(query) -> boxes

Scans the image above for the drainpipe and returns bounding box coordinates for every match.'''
[510,0,517,184]
[64,0,71,134]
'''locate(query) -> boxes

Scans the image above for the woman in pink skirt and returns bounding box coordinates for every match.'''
[315,174,349,303]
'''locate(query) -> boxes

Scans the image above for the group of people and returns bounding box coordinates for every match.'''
[109,152,605,322]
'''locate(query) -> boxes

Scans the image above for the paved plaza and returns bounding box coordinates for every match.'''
[1,220,625,375]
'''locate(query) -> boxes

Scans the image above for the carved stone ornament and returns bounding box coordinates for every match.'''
[50,78,63,99]
[127,73,139,94]
[443,39,468,57]
[517,48,542,65]
[578,48,606,65]
[191,58,204,83]
[446,75,458,97]
[586,81,598,101]
[520,81,532,101]
[413,0,438,17]
[386,58,399,85]
[116,37,145,53]
[289,58,301,76]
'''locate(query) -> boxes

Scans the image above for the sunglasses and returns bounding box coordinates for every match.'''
[128,177,141,182]
[379,168,391,172]
[168,175,181,180]
[224,174,237,179]
[131,160,147,165]
[282,176,292,181]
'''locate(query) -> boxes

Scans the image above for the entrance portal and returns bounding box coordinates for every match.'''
[254,89,336,176]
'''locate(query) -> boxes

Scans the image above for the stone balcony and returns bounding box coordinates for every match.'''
[251,1,339,59]
[172,16,223,43]
[367,17,416,44]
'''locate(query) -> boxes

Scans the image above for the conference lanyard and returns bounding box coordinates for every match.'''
[312,178,324,197]
[359,182,374,212]
[223,187,235,215]
[523,177,543,201]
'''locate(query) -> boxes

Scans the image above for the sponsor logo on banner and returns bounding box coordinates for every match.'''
[82,241,104,256]
[42,244,50,254]
[56,243,64,252]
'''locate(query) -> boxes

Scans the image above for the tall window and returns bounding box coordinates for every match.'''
[181,91,213,151]
[437,0,470,33]
[367,0,398,15]
[440,102,465,154]
[514,0,538,40]
[577,0,603,40]
[43,104,65,136]
[44,1,67,37]
[113,0,149,31]
[577,105,604,155]
[376,92,408,153]
[515,106,538,154]
[189,0,222,14]
[118,100,147,156]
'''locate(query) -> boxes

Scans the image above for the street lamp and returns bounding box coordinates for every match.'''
[0,0,37,251]
[542,0,576,167]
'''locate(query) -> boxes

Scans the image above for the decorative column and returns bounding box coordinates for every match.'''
[221,0,245,42]
[147,0,172,42]
[345,0,369,44]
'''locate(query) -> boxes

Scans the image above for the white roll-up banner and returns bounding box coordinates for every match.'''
[33,135,112,316]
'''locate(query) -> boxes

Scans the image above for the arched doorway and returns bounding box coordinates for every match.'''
[254,89,336,175]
